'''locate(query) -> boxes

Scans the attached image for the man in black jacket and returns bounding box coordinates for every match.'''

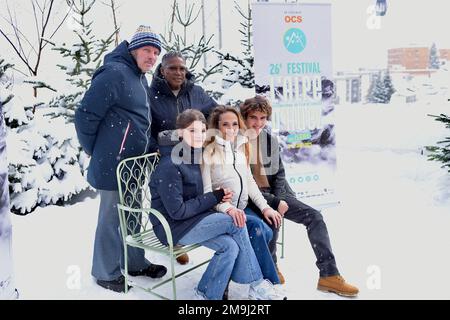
[241,95,359,297]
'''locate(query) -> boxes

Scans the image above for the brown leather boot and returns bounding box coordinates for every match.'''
[317,275,359,297]
[176,252,189,265]
[276,265,285,284]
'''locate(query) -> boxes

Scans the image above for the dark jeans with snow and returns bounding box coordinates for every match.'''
[92,190,149,281]
[269,195,340,277]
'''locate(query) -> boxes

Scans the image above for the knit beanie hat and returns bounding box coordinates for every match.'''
[128,25,161,53]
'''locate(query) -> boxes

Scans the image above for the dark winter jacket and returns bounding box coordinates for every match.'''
[148,64,217,146]
[248,130,296,212]
[150,140,224,246]
[74,41,155,190]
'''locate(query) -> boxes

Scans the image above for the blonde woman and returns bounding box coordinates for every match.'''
[202,105,282,285]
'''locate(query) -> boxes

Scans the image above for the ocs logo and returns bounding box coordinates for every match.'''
[284,15,303,23]
[283,28,307,54]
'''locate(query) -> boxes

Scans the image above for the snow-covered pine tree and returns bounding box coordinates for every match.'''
[367,71,395,104]
[429,43,440,70]
[48,0,116,121]
[1,55,86,214]
[4,74,90,214]
[0,58,37,128]
[160,0,221,83]
[2,0,116,214]
[8,0,119,214]
[382,72,395,103]
[426,113,450,172]
[0,58,14,107]
[367,73,384,103]
[217,1,255,90]
[7,107,90,214]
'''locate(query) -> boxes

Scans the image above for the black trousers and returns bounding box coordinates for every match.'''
[269,195,340,277]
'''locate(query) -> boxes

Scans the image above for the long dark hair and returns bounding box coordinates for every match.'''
[176,109,207,129]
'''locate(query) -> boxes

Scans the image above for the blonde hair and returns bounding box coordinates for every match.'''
[204,105,250,166]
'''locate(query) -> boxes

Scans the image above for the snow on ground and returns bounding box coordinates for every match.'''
[11,101,450,300]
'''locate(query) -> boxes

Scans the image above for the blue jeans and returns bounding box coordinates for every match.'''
[178,212,263,300]
[244,207,280,284]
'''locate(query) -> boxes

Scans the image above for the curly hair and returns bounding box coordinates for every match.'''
[239,95,272,120]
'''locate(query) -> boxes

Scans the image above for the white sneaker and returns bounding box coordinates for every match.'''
[193,287,207,300]
[249,279,287,300]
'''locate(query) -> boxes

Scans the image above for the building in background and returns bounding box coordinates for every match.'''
[334,69,381,104]
[335,44,450,105]
[388,45,450,76]
[439,49,450,62]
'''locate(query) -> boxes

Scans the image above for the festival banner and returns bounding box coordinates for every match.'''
[252,2,338,207]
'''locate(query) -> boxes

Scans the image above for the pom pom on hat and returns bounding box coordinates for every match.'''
[129,25,161,52]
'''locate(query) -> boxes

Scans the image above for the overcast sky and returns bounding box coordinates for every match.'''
[1,0,450,73]
[116,0,450,71]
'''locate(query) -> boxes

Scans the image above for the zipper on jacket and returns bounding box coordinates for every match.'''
[231,145,244,209]
[176,96,181,115]
[118,120,131,156]
[141,74,151,155]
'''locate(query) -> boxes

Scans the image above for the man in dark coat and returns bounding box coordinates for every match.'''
[74,25,166,292]
[148,51,217,265]
[241,95,359,297]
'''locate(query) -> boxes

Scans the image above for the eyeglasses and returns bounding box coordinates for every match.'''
[166,66,187,73]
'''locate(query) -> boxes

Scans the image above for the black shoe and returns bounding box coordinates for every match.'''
[129,263,167,278]
[96,275,130,293]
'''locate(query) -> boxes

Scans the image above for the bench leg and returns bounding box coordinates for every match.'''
[170,252,177,300]
[124,244,129,293]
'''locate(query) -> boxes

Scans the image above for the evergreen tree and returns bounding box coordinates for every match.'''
[48,0,116,121]
[367,73,384,103]
[426,113,450,172]
[160,0,221,83]
[1,58,45,130]
[382,72,395,103]
[367,71,395,104]
[217,1,255,89]
[429,43,440,70]
[1,1,111,214]
[0,58,14,107]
